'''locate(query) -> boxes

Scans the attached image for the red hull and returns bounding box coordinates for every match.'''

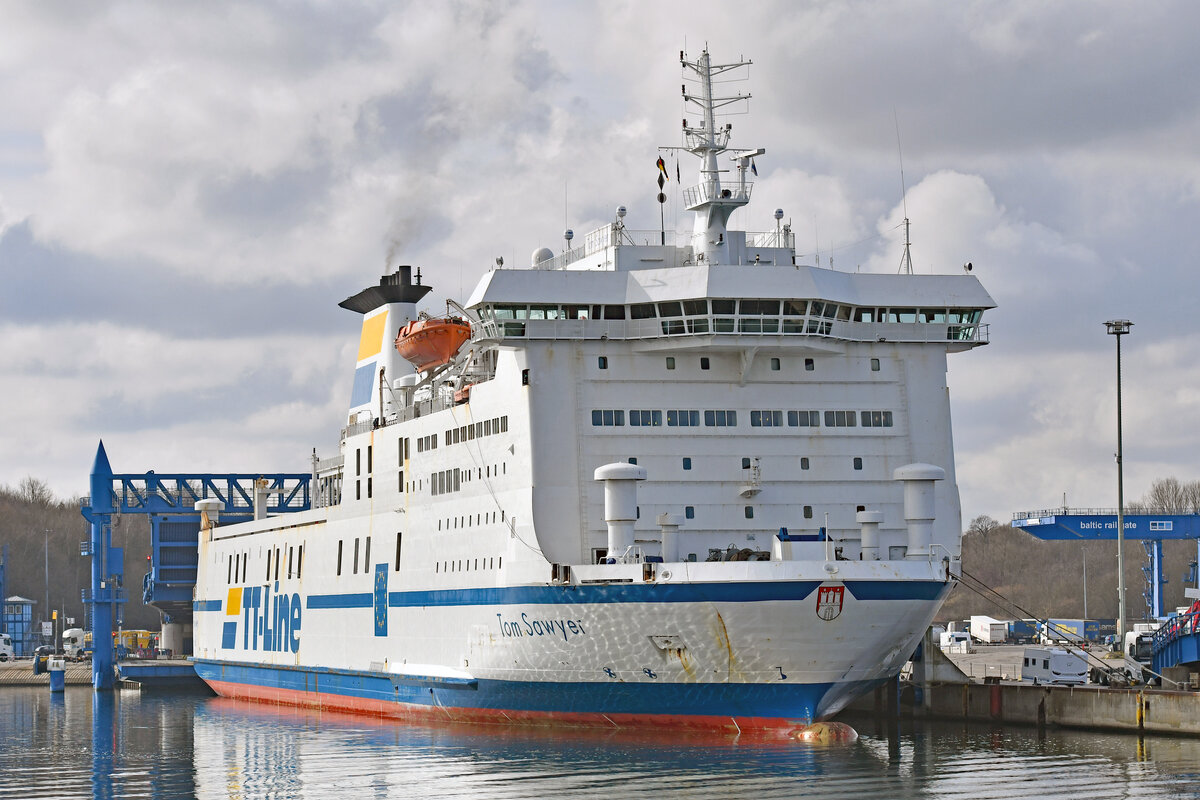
[203,678,802,737]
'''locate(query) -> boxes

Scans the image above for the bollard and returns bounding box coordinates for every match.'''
[49,656,66,693]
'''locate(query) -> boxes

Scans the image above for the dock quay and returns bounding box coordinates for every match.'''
[0,659,205,690]
[842,641,1200,737]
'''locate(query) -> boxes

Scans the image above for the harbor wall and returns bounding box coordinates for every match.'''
[848,681,1200,736]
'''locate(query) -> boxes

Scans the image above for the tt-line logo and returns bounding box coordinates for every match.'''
[222,584,302,652]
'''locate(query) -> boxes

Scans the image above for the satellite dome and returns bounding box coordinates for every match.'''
[532,247,555,266]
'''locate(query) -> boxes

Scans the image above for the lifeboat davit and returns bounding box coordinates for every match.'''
[394,316,471,372]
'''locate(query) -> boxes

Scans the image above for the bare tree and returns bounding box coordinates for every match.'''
[16,476,54,507]
[966,514,1000,538]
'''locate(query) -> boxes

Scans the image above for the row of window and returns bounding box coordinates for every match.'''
[227,545,305,585]
[416,434,438,453]
[445,416,508,447]
[335,533,406,576]
[591,409,895,429]
[438,510,505,531]
[436,556,501,574]
[486,300,984,324]
[431,468,461,496]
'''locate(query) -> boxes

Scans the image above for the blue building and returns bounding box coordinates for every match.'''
[2,596,36,657]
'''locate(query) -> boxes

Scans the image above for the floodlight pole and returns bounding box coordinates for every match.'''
[1105,319,1133,640]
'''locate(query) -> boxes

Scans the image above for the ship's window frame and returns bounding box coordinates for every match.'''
[800,457,810,470]
[783,300,807,316]
[658,301,683,317]
[770,357,780,371]
[353,537,360,574]
[700,357,710,370]
[804,358,815,371]
[630,303,656,319]
[788,410,820,427]
[364,536,371,570]
[745,506,754,519]
[853,457,863,470]
[666,356,675,370]
[871,358,880,372]
[685,506,695,519]
[803,506,813,519]
[336,540,343,576]
[602,305,626,320]
[666,410,700,427]
[682,457,692,470]
[598,356,608,369]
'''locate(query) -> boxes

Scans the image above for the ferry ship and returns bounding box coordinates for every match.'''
[192,49,995,732]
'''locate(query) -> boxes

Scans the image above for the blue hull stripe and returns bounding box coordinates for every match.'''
[207,580,949,613]
[193,658,865,722]
[187,582,950,614]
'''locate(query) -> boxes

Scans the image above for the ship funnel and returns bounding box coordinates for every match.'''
[893,464,945,558]
[594,463,647,563]
[856,510,883,560]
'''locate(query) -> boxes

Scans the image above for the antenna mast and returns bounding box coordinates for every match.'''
[895,110,913,275]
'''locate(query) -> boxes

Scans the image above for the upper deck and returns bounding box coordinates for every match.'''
[467,261,994,351]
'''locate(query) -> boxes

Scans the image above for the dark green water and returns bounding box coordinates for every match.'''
[1,687,1199,799]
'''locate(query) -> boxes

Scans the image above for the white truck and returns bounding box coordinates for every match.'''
[62,628,88,660]
[1021,647,1087,685]
[970,615,1008,645]
[939,630,974,653]
[0,633,13,662]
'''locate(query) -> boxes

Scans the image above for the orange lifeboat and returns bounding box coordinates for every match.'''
[394,315,471,372]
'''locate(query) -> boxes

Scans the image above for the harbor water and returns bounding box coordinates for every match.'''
[2,687,1200,799]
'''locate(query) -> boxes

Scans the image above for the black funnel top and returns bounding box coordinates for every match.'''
[338,266,433,314]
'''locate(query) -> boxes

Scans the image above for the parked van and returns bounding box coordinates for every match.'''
[0,633,12,662]
[1021,647,1087,685]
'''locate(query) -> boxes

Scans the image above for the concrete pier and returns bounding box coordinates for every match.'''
[846,680,1200,737]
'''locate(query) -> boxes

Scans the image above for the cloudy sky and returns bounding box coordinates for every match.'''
[2,1,1197,524]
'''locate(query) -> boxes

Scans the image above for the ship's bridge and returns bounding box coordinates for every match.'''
[467,264,994,352]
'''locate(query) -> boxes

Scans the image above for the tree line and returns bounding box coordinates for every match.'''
[0,478,158,633]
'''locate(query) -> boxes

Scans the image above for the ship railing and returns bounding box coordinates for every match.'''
[536,224,687,270]
[682,181,753,207]
[1012,506,1192,520]
[476,316,989,346]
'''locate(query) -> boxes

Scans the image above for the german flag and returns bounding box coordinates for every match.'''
[656,156,668,180]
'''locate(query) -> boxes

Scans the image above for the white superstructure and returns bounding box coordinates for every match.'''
[192,49,994,732]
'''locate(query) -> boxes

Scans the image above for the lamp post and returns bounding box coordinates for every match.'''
[1105,319,1133,640]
